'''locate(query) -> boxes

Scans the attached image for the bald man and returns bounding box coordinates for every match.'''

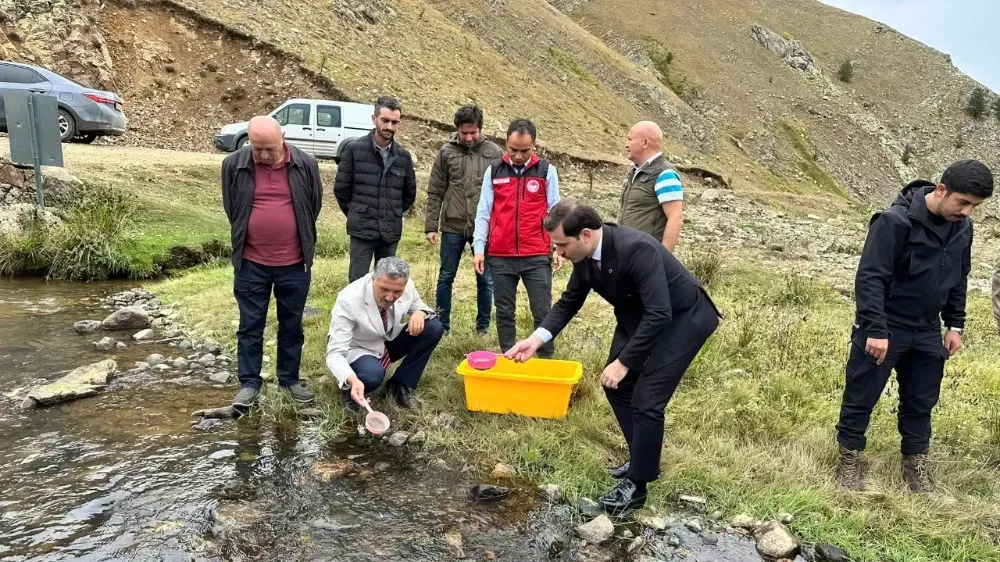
[221,115,324,411]
[619,122,684,251]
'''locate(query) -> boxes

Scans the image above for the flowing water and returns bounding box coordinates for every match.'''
[0,278,764,562]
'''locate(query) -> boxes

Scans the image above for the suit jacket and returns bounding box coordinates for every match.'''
[541,223,720,373]
[325,273,434,389]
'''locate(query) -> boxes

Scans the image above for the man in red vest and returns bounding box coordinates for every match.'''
[472,119,563,357]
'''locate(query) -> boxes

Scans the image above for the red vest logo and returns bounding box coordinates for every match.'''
[526,179,541,193]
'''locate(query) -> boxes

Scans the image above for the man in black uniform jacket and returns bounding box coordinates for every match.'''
[835,159,993,493]
[505,199,721,514]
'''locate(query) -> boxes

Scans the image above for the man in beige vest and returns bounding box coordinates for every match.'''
[618,121,684,251]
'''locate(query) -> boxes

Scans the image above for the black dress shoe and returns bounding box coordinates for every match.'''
[597,478,647,515]
[608,460,630,479]
[389,382,418,409]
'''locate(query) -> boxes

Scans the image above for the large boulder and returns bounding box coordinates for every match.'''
[0,203,61,235]
[26,359,117,406]
[0,158,82,208]
[102,306,151,330]
[749,24,820,75]
[575,514,614,544]
[754,521,800,561]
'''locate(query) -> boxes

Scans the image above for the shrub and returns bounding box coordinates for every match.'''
[684,249,726,289]
[902,144,914,165]
[837,59,853,83]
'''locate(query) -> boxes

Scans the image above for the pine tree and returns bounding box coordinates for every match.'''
[966,87,987,119]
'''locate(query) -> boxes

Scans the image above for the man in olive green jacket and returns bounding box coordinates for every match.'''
[619,121,684,251]
[425,104,503,334]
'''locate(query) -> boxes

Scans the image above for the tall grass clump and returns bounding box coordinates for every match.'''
[0,183,153,280]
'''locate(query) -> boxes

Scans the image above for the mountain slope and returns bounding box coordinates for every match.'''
[3,0,998,205]
[556,0,1000,200]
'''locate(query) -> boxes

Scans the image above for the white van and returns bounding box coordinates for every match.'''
[214,98,375,162]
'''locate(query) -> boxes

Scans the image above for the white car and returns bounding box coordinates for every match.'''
[214,98,375,161]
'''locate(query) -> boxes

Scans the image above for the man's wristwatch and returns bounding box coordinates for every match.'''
[948,326,963,333]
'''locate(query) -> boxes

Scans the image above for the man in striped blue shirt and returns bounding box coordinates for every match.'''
[618,121,684,250]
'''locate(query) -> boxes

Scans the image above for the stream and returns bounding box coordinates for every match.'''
[0,278,767,562]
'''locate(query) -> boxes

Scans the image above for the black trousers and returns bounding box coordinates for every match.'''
[234,260,310,390]
[605,303,719,483]
[836,327,947,455]
[348,237,398,282]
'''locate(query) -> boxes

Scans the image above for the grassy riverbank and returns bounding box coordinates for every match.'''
[150,214,1000,562]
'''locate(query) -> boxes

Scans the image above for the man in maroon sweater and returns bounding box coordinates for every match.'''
[222,116,324,411]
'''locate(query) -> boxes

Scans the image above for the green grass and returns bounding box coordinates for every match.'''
[779,119,851,200]
[77,164,232,269]
[149,209,1000,561]
[547,45,600,87]
[0,160,348,280]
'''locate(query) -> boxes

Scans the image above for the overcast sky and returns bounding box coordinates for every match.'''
[819,0,999,92]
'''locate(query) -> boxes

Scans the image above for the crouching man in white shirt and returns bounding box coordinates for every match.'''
[325,256,444,410]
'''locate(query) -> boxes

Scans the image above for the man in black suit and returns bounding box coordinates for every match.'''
[505,199,721,514]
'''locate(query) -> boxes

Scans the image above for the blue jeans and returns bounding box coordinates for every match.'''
[347,318,446,394]
[234,260,310,390]
[435,232,492,332]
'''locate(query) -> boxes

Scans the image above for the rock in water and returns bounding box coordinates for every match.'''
[192,418,223,431]
[74,320,103,333]
[93,336,114,351]
[538,484,564,503]
[575,514,614,544]
[27,360,117,405]
[576,497,604,518]
[297,408,323,419]
[192,405,242,419]
[172,357,188,369]
[311,459,358,481]
[444,526,465,559]
[814,544,852,562]
[209,372,231,384]
[102,306,151,330]
[470,484,511,503]
[731,513,760,530]
[388,432,410,446]
[145,354,166,366]
[638,515,667,532]
[755,521,800,560]
[133,329,154,341]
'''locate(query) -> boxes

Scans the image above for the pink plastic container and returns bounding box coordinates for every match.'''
[466,350,498,370]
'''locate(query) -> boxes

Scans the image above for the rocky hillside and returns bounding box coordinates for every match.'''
[2,0,999,205]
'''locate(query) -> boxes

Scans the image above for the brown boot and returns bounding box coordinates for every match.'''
[835,445,864,491]
[901,453,933,493]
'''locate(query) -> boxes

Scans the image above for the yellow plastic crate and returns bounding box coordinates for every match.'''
[455,356,583,419]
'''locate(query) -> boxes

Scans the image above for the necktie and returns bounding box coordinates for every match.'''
[589,258,602,283]
[379,307,391,369]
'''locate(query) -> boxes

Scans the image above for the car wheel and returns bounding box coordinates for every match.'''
[238,135,250,149]
[75,134,98,144]
[58,109,76,142]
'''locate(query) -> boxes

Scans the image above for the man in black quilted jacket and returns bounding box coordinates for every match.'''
[335,96,418,282]
[835,159,993,494]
